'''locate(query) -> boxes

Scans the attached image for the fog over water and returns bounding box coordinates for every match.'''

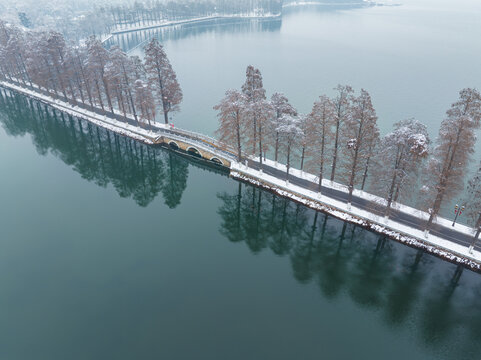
[122,0,481,169]
[1,1,481,359]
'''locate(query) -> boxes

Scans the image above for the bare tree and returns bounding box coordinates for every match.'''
[86,36,115,113]
[465,162,481,252]
[298,114,309,171]
[277,113,303,180]
[144,38,182,124]
[305,95,335,192]
[370,118,429,216]
[270,92,297,163]
[422,88,481,231]
[250,98,274,167]
[134,79,156,127]
[339,89,379,205]
[45,31,70,101]
[214,89,247,162]
[331,84,354,182]
[242,65,266,156]
[107,46,139,123]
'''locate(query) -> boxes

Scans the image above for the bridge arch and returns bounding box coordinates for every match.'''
[186,146,202,158]
[210,157,224,166]
[168,141,180,150]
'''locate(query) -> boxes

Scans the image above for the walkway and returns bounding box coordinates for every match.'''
[247,159,479,251]
[1,79,480,270]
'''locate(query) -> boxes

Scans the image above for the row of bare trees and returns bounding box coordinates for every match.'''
[214,65,481,235]
[0,20,182,126]
[105,0,283,31]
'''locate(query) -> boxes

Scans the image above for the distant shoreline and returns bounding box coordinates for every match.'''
[109,14,282,37]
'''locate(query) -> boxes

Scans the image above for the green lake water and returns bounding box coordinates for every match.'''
[2,1,481,359]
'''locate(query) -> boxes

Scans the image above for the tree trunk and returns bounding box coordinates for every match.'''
[94,78,105,111]
[253,114,257,156]
[469,213,481,250]
[331,118,340,182]
[258,119,263,167]
[318,132,325,193]
[101,76,114,114]
[348,120,364,204]
[275,131,279,162]
[427,127,463,229]
[286,142,291,180]
[163,109,169,124]
[76,54,94,107]
[361,155,370,191]
[121,62,138,123]
[236,112,242,162]
[300,146,305,171]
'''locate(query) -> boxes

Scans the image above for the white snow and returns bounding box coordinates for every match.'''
[2,80,479,270]
[232,160,481,269]
[251,156,478,237]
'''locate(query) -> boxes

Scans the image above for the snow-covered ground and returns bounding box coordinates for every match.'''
[252,157,477,237]
[1,81,159,144]
[232,161,481,270]
[2,80,479,270]
[0,81,235,163]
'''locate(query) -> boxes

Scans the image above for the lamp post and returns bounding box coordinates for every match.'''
[452,204,465,227]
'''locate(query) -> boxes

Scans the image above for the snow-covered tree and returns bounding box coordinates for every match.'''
[3,26,31,86]
[422,88,481,230]
[214,89,247,161]
[270,92,297,163]
[86,36,113,113]
[465,163,481,252]
[305,95,335,192]
[371,118,429,216]
[134,79,156,126]
[72,45,95,107]
[144,38,182,124]
[277,113,304,180]
[107,46,139,123]
[24,32,58,95]
[250,98,274,166]
[330,84,354,182]
[242,65,266,156]
[298,113,309,171]
[339,89,379,204]
[44,31,70,100]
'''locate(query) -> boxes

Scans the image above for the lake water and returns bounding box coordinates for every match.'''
[2,1,481,359]
[111,0,481,216]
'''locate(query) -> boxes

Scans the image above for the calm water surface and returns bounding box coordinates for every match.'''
[2,1,481,359]
[112,0,481,216]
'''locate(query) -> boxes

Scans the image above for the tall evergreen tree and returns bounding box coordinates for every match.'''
[331,85,354,182]
[339,89,379,205]
[242,65,266,157]
[144,38,182,124]
[270,92,297,163]
[371,118,429,216]
[214,89,247,161]
[422,88,481,231]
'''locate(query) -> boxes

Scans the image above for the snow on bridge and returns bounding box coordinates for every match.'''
[1,79,481,272]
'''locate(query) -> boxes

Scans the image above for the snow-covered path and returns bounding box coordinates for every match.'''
[1,79,480,271]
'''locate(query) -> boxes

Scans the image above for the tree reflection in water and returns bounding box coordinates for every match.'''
[0,91,204,208]
[217,181,481,359]
[2,89,481,359]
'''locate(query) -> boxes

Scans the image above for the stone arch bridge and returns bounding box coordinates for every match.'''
[153,128,236,168]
